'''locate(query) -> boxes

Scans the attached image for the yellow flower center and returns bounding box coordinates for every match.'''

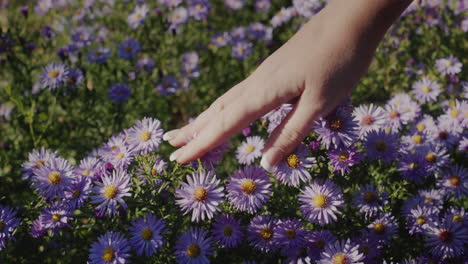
[193,186,208,201]
[140,131,151,141]
[116,153,124,160]
[103,185,118,199]
[338,152,349,162]
[241,179,256,194]
[52,214,61,222]
[196,4,203,9]
[374,223,385,234]
[135,13,142,20]
[245,145,255,153]
[313,194,328,208]
[259,227,273,240]
[72,189,81,199]
[332,253,348,264]
[363,191,376,203]
[217,36,224,42]
[48,171,62,185]
[422,86,430,93]
[409,162,418,170]
[286,154,300,169]
[452,215,463,223]
[141,227,153,240]
[102,247,114,262]
[375,140,387,152]
[82,169,90,176]
[329,117,343,131]
[151,168,157,176]
[389,110,399,119]
[450,109,459,118]
[48,70,59,78]
[0,221,5,232]
[186,243,201,258]
[35,159,45,168]
[425,153,437,163]
[445,60,452,67]
[223,225,233,236]
[449,176,460,186]
[412,135,423,145]
[424,197,433,204]
[285,229,296,239]
[416,123,425,132]
[416,216,426,225]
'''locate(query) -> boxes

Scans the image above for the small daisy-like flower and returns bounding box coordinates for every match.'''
[211,32,231,47]
[88,47,110,64]
[255,0,271,12]
[328,146,361,176]
[64,176,92,210]
[428,116,462,148]
[424,219,467,260]
[156,76,180,96]
[273,144,316,187]
[91,170,132,217]
[0,205,20,250]
[299,179,344,226]
[127,117,164,154]
[441,99,467,127]
[127,4,149,29]
[437,164,467,199]
[273,218,307,254]
[32,156,74,199]
[412,77,441,103]
[443,207,466,227]
[30,217,47,238]
[417,144,449,172]
[307,230,338,261]
[412,114,436,135]
[137,58,155,73]
[363,129,399,164]
[314,108,359,149]
[40,202,73,234]
[236,136,264,165]
[270,7,295,28]
[406,205,437,235]
[108,83,132,104]
[129,213,166,257]
[188,0,210,21]
[353,184,388,219]
[382,103,407,132]
[232,41,252,60]
[211,214,243,248]
[319,239,364,264]
[352,104,386,137]
[262,104,293,133]
[353,235,381,262]
[175,171,224,222]
[226,166,272,214]
[398,151,430,184]
[21,147,57,181]
[225,0,245,10]
[88,231,132,264]
[459,136,468,152]
[367,212,398,245]
[404,189,444,215]
[75,156,100,180]
[174,227,214,264]
[168,7,189,29]
[65,68,84,89]
[118,38,141,60]
[247,215,278,253]
[40,62,69,90]
[435,55,462,76]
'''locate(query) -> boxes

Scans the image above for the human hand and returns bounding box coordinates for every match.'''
[163,0,412,170]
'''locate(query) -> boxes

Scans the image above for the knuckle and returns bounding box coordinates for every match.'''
[274,125,304,151]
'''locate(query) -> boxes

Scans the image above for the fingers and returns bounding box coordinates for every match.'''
[260,90,323,172]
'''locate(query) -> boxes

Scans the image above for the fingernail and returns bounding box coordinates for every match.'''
[169,151,178,162]
[260,147,285,173]
[163,130,178,141]
[260,156,275,173]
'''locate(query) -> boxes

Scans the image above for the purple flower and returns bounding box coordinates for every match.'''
[211,214,243,248]
[262,104,293,133]
[64,176,92,210]
[137,58,155,73]
[211,32,231,47]
[159,0,183,8]
[226,166,271,214]
[398,151,431,184]
[416,144,449,172]
[459,136,468,152]
[367,212,398,245]
[428,116,462,148]
[352,104,386,137]
[232,41,252,60]
[32,156,74,199]
[118,38,141,60]
[255,0,271,12]
[363,129,399,164]
[108,83,131,103]
[39,202,73,234]
[75,156,100,180]
[180,51,200,78]
[156,76,180,96]
[127,117,164,154]
[174,227,214,264]
[353,235,381,262]
[88,231,132,264]
[230,26,246,42]
[273,218,307,255]
[175,171,224,222]
[127,4,149,29]
[435,55,462,76]
[40,62,69,90]
[437,164,467,199]
[129,213,166,257]
[88,47,110,64]
[65,68,84,89]
[406,205,437,235]
[70,27,93,48]
[307,230,337,261]
[313,108,358,149]
[424,219,468,260]
[293,0,322,18]
[353,184,387,219]
[270,7,295,28]
[0,205,20,250]
[247,215,278,253]
[91,170,132,217]
[443,207,466,227]
[188,0,210,20]
[235,136,264,165]
[412,77,441,103]
[319,239,364,264]
[273,144,316,187]
[21,147,58,181]
[299,179,344,226]
[225,0,245,10]
[168,7,189,29]
[328,146,361,175]
[247,22,272,41]
[30,218,47,238]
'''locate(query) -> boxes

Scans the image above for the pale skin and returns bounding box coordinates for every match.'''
[164,0,413,171]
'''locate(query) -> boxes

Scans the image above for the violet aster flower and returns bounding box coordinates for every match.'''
[168,7,189,29]
[398,151,431,184]
[180,51,200,78]
[423,219,468,260]
[412,77,441,104]
[0,205,20,250]
[313,108,359,149]
[40,202,73,234]
[32,156,74,199]
[118,38,141,60]
[308,230,338,261]
[70,27,93,48]
[406,205,437,235]
[270,7,295,28]
[88,231,132,264]
[403,189,444,215]
[159,0,183,8]
[91,170,132,217]
[352,104,386,137]
[40,62,69,90]
[127,117,164,154]
[21,147,58,181]
[65,68,84,89]
[328,146,361,176]
[137,58,155,73]
[443,207,466,227]
[188,0,210,20]
[230,26,247,42]
[88,47,110,64]
[382,103,407,132]
[64,176,92,210]
[367,212,398,245]
[363,129,399,164]
[127,4,149,29]
[401,131,428,151]
[211,32,231,47]
[235,136,264,165]
[175,171,224,222]
[75,156,100,180]
[273,218,307,255]
[226,166,272,214]
[353,184,388,219]
[299,179,344,226]
[30,218,47,238]
[232,41,252,60]
[255,0,271,12]
[459,137,468,152]
[156,76,180,96]
[225,0,245,10]
[262,104,293,133]
[416,144,449,172]
[440,99,467,127]
[435,55,462,76]
[247,215,279,253]
[247,22,272,42]
[174,227,214,264]
[319,239,364,264]
[428,116,462,148]
[211,214,243,248]
[437,164,467,199]
[108,83,131,103]
[101,138,135,170]
[353,234,381,262]
[293,0,322,18]
[129,213,166,257]
[273,144,316,187]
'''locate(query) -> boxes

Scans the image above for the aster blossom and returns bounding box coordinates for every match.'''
[127,117,164,154]
[319,239,364,264]
[91,170,132,217]
[437,164,467,199]
[88,231,132,264]
[247,215,279,253]
[435,55,462,76]
[39,202,73,234]
[328,146,361,176]
[272,218,308,254]
[175,170,224,222]
[127,4,149,29]
[129,213,166,257]
[273,144,316,187]
[174,227,214,264]
[235,136,264,165]
[64,176,92,210]
[32,156,74,199]
[307,230,338,261]
[40,62,69,90]
[367,212,398,245]
[211,214,243,248]
[352,104,386,137]
[423,219,467,260]
[21,147,58,181]
[363,129,399,164]
[353,184,388,219]
[313,107,359,149]
[0,205,20,250]
[412,77,441,103]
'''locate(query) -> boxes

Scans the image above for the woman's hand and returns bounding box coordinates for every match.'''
[163,0,412,170]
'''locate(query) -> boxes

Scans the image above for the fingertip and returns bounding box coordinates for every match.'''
[163,129,178,141]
